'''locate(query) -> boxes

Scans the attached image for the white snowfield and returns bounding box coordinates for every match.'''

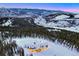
[34,15,79,33]
[2,19,12,26]
[53,26,79,33]
[34,16,46,25]
[10,37,79,56]
[54,15,69,20]
[74,14,79,18]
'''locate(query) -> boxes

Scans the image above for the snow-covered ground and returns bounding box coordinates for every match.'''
[34,16,79,33]
[2,19,12,26]
[74,14,79,18]
[54,15,69,20]
[6,36,79,56]
[53,26,79,33]
[47,28,61,32]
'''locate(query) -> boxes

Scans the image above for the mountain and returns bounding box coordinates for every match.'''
[0,8,79,33]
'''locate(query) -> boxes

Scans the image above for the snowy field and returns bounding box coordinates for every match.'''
[6,36,79,56]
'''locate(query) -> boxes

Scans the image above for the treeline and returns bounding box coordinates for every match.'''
[0,26,79,53]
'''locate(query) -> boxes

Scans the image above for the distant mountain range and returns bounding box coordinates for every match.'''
[0,8,79,33]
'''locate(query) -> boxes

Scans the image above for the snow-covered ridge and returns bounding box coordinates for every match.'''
[34,15,79,33]
[54,15,69,20]
[0,8,79,33]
